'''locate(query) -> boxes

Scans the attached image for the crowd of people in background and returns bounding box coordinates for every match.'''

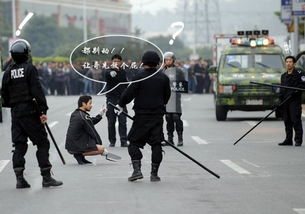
[3,58,214,96]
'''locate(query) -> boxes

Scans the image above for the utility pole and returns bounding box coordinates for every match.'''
[194,0,198,54]
[293,15,299,56]
[12,0,16,38]
[205,0,210,43]
[83,0,88,42]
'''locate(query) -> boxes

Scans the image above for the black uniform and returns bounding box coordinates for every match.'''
[105,68,128,146]
[119,68,171,163]
[280,69,305,145]
[1,62,52,171]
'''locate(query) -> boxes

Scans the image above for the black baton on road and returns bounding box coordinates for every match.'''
[250,81,305,92]
[108,102,220,179]
[234,81,295,146]
[33,99,66,165]
[44,122,66,165]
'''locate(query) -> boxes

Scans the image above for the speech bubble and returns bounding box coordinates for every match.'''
[70,35,164,95]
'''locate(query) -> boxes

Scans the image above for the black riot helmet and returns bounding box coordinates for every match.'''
[141,51,160,67]
[10,39,31,64]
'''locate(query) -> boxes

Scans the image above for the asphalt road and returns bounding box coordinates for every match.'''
[1,94,305,214]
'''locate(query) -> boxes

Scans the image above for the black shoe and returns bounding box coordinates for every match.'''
[121,143,128,147]
[82,156,92,164]
[73,154,85,165]
[109,143,115,147]
[177,132,183,147]
[42,176,63,188]
[295,142,302,147]
[177,140,183,147]
[16,176,31,189]
[128,160,143,182]
[278,140,293,146]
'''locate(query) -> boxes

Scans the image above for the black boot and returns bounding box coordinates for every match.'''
[14,168,31,189]
[41,168,63,188]
[177,132,183,147]
[278,139,293,146]
[73,154,85,165]
[128,160,143,182]
[82,156,92,164]
[162,135,173,146]
[150,163,161,182]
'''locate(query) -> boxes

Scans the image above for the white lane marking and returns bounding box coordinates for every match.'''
[293,208,305,214]
[245,121,257,127]
[242,159,260,168]
[48,121,59,128]
[191,136,209,145]
[183,97,192,102]
[183,120,189,127]
[0,160,10,173]
[66,111,73,117]
[220,160,251,175]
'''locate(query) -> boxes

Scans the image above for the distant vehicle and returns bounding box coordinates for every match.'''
[209,30,285,121]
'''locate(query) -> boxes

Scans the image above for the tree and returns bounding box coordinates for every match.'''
[0,2,12,58]
[22,16,60,57]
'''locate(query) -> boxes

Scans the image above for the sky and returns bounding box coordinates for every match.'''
[128,0,178,14]
[130,0,286,40]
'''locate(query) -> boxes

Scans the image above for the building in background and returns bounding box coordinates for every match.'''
[1,0,132,35]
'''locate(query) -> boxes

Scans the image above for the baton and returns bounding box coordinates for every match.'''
[233,92,292,146]
[108,102,220,179]
[33,99,66,165]
[250,81,305,92]
[44,122,66,165]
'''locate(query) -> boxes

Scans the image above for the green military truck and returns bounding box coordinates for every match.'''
[210,30,285,121]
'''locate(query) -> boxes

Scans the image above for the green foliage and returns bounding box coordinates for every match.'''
[22,15,84,58]
[0,2,12,57]
[32,56,69,63]
[22,16,60,57]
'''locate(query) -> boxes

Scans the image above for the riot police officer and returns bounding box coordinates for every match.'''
[279,56,305,147]
[117,51,171,182]
[1,39,63,188]
[162,52,185,146]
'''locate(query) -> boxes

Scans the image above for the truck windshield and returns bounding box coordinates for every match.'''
[224,55,249,68]
[254,54,283,69]
[224,54,283,70]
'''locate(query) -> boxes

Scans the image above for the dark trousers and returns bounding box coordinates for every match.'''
[106,99,127,145]
[128,115,164,164]
[165,113,183,136]
[11,114,52,170]
[283,100,303,144]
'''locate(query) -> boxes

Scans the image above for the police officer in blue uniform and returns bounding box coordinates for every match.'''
[1,39,63,188]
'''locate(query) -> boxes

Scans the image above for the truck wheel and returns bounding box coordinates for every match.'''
[275,109,282,120]
[216,105,228,121]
